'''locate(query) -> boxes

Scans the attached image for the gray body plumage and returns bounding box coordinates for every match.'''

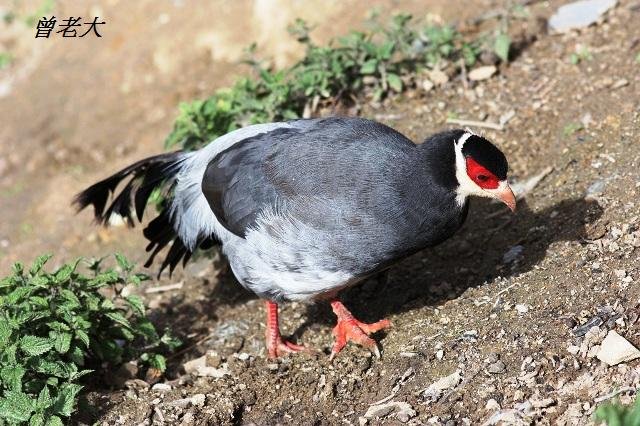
[169,117,467,301]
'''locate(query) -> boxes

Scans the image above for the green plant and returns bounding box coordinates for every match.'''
[563,122,584,136]
[165,14,505,151]
[595,396,640,425]
[0,53,12,70]
[0,254,180,425]
[570,46,593,65]
[493,33,511,63]
[24,0,55,26]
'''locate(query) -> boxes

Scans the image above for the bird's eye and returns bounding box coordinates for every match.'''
[477,175,489,182]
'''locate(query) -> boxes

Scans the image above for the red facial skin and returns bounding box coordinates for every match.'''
[465,157,499,189]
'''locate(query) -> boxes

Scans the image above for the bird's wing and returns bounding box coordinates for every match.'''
[201,117,420,239]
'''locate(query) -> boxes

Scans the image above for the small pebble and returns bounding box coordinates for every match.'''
[488,361,507,374]
[151,383,172,392]
[468,65,497,81]
[485,398,501,411]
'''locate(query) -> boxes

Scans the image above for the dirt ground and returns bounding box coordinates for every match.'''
[1,0,640,425]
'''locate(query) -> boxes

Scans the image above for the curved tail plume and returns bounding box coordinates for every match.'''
[73,151,219,276]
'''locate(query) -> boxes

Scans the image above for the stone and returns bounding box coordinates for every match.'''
[486,398,501,411]
[549,0,617,32]
[422,79,435,92]
[503,246,524,264]
[468,65,497,81]
[586,179,606,198]
[124,379,150,391]
[183,354,230,378]
[190,393,206,407]
[422,370,462,400]
[596,330,640,366]
[151,383,172,392]
[195,366,230,378]
[183,355,207,374]
[110,362,139,388]
[428,69,449,86]
[611,79,629,89]
[364,401,416,422]
[488,361,507,374]
[531,397,555,408]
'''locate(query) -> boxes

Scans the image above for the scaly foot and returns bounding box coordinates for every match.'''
[264,301,307,358]
[330,300,391,360]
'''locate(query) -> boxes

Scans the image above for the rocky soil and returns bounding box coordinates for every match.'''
[2,0,640,425]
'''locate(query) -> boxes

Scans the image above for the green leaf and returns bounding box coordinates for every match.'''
[378,41,395,59]
[160,332,182,351]
[30,412,45,426]
[130,273,150,286]
[494,33,511,62]
[360,59,378,74]
[36,386,52,410]
[114,253,133,272]
[0,365,25,391]
[0,390,35,422]
[70,369,93,381]
[0,321,12,348]
[46,415,64,426]
[6,286,31,304]
[53,331,72,354]
[59,289,81,309]
[146,353,167,372]
[74,330,90,348]
[0,276,14,290]
[125,295,145,316]
[68,346,85,365]
[52,383,82,417]
[3,344,17,364]
[20,335,54,356]
[105,312,131,330]
[32,359,68,378]
[47,321,71,332]
[135,318,159,341]
[54,265,73,283]
[569,53,579,65]
[386,73,403,92]
[12,262,24,276]
[28,296,49,307]
[29,276,50,288]
[29,254,52,276]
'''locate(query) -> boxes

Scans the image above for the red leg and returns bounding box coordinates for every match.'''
[264,301,306,359]
[330,301,391,360]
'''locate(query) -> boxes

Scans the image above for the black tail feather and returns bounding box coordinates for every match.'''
[73,152,185,224]
[73,151,220,276]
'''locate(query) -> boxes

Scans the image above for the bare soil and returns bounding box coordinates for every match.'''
[1,1,640,425]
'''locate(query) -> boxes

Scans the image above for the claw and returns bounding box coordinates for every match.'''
[329,301,391,359]
[268,338,307,359]
[372,344,381,359]
[264,301,308,358]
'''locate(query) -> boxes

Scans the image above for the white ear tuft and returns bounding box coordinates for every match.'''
[456,131,474,147]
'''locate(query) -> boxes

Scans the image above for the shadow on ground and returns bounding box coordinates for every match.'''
[149,196,602,356]
[296,197,603,338]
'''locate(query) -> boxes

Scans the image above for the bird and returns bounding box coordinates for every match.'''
[74,116,515,359]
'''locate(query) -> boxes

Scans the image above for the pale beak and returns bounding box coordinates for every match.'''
[496,184,517,212]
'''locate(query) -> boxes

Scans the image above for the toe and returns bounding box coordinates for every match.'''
[267,339,306,358]
[283,341,306,352]
[359,318,391,335]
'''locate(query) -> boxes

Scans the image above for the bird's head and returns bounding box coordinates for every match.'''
[452,131,516,212]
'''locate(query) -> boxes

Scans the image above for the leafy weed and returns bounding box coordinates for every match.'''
[0,254,180,424]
